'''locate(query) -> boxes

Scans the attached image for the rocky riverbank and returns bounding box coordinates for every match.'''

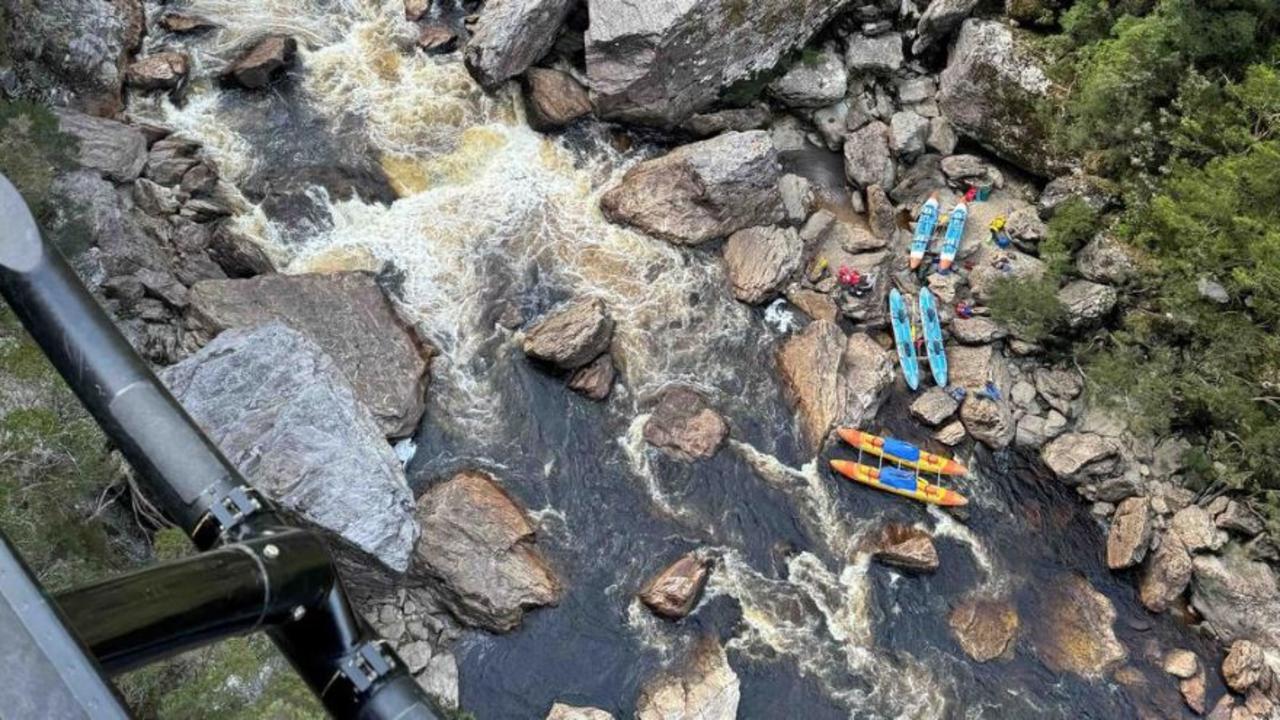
[4,0,1279,717]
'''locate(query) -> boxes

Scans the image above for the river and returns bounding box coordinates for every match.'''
[131,1,1220,716]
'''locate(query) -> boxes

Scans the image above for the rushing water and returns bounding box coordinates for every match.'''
[133,2,1224,717]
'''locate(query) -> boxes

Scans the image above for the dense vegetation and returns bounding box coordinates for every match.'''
[991,2,1280,513]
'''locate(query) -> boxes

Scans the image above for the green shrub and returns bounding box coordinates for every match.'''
[988,276,1068,344]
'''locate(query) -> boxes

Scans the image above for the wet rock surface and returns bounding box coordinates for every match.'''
[871,524,939,572]
[413,470,562,632]
[465,0,573,88]
[949,596,1019,662]
[1033,574,1127,678]
[224,36,297,89]
[161,323,419,571]
[523,297,615,371]
[640,551,712,619]
[523,68,592,130]
[643,386,729,461]
[187,272,433,438]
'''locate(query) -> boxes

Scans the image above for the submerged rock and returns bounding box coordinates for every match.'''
[463,0,573,87]
[872,524,939,573]
[640,551,713,619]
[1163,649,1200,679]
[523,68,592,130]
[949,596,1019,662]
[224,35,297,89]
[722,226,803,304]
[161,323,419,571]
[187,272,433,438]
[585,0,856,125]
[413,470,562,632]
[547,704,615,720]
[643,386,729,461]
[600,131,782,245]
[937,20,1063,177]
[1034,574,1127,679]
[1107,497,1153,570]
[523,298,615,370]
[635,638,740,720]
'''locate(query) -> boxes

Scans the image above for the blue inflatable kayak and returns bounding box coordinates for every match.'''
[889,288,920,390]
[940,202,968,271]
[909,197,940,270]
[919,288,947,386]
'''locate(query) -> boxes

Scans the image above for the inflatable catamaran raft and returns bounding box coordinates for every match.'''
[829,428,968,507]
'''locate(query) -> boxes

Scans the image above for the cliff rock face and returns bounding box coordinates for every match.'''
[938,20,1066,177]
[161,323,419,571]
[2,0,133,115]
[585,0,856,125]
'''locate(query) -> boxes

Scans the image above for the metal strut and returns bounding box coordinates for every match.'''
[0,173,439,719]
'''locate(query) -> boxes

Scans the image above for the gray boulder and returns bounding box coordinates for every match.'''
[889,110,931,158]
[910,387,960,426]
[722,226,802,304]
[1076,234,1136,284]
[844,121,895,189]
[600,131,782,245]
[951,316,1008,344]
[1057,279,1118,329]
[463,0,573,88]
[961,395,1014,449]
[161,324,419,571]
[938,20,1064,177]
[1192,549,1280,650]
[586,0,855,125]
[567,353,616,401]
[768,47,847,109]
[187,272,433,438]
[413,470,562,632]
[799,210,885,254]
[845,33,904,74]
[523,297,615,370]
[1107,497,1153,570]
[1170,505,1228,554]
[1140,534,1193,613]
[547,704,615,720]
[913,0,981,55]
[680,105,773,137]
[126,52,190,92]
[3,0,130,115]
[1042,432,1121,483]
[872,524,939,573]
[55,110,148,182]
[1038,174,1119,218]
[224,36,297,89]
[1034,368,1082,415]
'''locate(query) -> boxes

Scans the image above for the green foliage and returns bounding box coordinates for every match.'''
[1042,197,1102,275]
[0,100,77,220]
[988,276,1068,344]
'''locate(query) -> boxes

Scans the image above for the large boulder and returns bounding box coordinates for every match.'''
[871,524,939,573]
[845,33,904,74]
[722,226,802,304]
[948,343,1011,391]
[1034,368,1082,415]
[1140,535,1193,613]
[522,298,615,370]
[937,20,1064,177]
[1057,280,1118,329]
[635,638,740,720]
[768,47,847,108]
[1106,497,1153,570]
[523,68,593,131]
[464,0,573,88]
[186,272,433,438]
[949,595,1019,662]
[2,0,131,115]
[160,324,419,571]
[1222,640,1270,694]
[1077,234,1137,285]
[585,0,857,125]
[1170,505,1228,554]
[960,395,1014,449]
[777,323,893,452]
[1190,548,1280,650]
[1041,432,1120,484]
[600,131,782,245]
[844,121,895,189]
[950,316,1008,345]
[55,110,148,183]
[547,704,615,720]
[643,386,729,461]
[1032,574,1127,679]
[640,551,713,619]
[913,0,981,55]
[968,246,1047,302]
[126,52,190,92]
[910,387,960,426]
[413,470,562,632]
[567,353,616,401]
